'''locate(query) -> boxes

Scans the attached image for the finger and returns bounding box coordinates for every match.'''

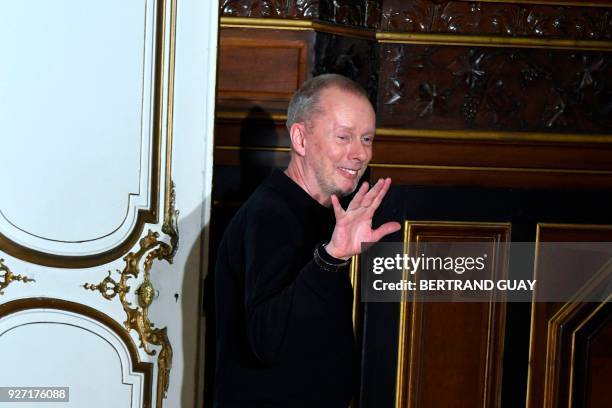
[368,177,392,213]
[347,181,369,210]
[330,194,344,219]
[371,221,402,242]
[361,178,384,208]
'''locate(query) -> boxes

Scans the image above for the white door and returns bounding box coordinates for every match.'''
[0,1,218,407]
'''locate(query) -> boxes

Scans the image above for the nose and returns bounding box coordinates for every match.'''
[349,138,370,163]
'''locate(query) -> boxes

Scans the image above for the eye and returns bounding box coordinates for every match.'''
[337,134,350,142]
[361,135,374,145]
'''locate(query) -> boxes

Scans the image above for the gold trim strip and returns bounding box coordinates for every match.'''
[216,111,289,122]
[377,32,612,51]
[376,128,612,144]
[475,0,612,8]
[369,163,612,175]
[220,17,376,39]
[216,145,291,152]
[536,222,612,230]
[349,255,360,331]
[220,16,313,30]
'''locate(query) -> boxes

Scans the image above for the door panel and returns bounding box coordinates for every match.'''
[0,1,218,407]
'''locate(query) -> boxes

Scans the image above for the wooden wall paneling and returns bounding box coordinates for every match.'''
[217,27,313,112]
[527,223,612,408]
[396,221,511,408]
[381,0,612,40]
[370,163,612,189]
[370,134,612,188]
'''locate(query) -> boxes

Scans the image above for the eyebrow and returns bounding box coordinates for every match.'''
[335,125,354,131]
[335,125,375,134]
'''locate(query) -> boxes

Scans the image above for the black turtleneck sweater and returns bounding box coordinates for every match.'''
[214,169,356,407]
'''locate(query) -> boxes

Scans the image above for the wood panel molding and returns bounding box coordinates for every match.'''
[526,223,612,408]
[396,221,510,408]
[0,0,173,268]
[0,297,153,408]
[218,35,309,103]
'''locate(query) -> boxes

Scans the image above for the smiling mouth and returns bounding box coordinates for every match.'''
[338,167,360,177]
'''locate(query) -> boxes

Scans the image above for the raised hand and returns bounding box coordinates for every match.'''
[325,178,401,260]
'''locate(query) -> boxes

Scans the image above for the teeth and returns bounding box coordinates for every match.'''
[340,167,357,175]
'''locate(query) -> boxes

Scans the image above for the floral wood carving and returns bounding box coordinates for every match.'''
[314,32,379,104]
[379,44,612,132]
[382,0,612,40]
[220,0,381,28]
[220,0,319,19]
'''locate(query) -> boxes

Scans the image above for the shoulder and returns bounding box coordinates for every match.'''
[244,183,298,226]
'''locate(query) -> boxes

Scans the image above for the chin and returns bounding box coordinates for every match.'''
[335,182,359,197]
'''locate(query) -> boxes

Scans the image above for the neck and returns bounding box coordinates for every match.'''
[285,159,331,207]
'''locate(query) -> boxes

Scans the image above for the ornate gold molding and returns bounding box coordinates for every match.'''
[0,258,34,295]
[84,182,179,408]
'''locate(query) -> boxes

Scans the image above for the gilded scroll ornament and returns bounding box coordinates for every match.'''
[0,258,35,295]
[84,182,179,407]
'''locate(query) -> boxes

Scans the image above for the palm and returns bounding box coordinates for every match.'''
[327,178,401,259]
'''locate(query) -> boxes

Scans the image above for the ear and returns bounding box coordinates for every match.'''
[289,123,307,157]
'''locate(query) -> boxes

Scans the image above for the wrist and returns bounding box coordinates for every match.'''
[323,242,350,261]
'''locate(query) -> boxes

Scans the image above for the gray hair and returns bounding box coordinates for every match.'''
[286,74,369,131]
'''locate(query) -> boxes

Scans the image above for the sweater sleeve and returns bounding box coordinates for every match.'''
[243,206,349,365]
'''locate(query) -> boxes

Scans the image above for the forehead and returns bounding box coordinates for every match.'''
[315,87,375,128]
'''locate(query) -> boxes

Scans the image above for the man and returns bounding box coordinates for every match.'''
[214,74,400,407]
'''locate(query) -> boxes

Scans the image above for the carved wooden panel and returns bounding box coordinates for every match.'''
[313,32,379,103]
[220,0,319,19]
[378,44,612,133]
[381,0,612,40]
[220,0,381,28]
[527,224,612,408]
[397,221,510,408]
